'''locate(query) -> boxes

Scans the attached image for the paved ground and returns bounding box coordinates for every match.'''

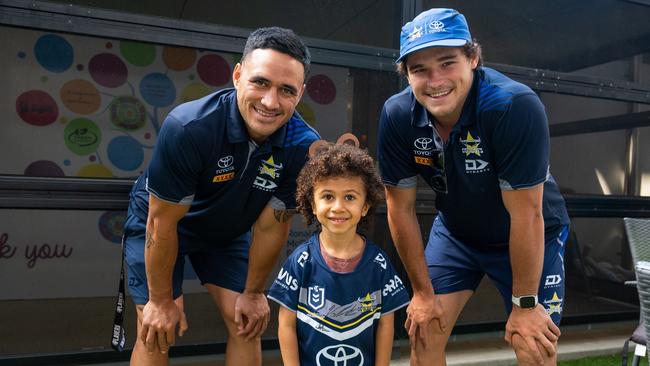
[80,320,636,365]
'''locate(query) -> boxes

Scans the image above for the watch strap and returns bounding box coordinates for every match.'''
[511,294,538,308]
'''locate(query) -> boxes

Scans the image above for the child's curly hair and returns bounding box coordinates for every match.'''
[296,143,384,230]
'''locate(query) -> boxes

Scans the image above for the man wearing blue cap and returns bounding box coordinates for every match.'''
[377,8,570,365]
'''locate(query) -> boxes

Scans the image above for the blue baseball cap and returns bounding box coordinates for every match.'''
[397,8,472,63]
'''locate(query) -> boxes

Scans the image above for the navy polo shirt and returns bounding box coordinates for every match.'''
[378,67,569,246]
[128,88,320,246]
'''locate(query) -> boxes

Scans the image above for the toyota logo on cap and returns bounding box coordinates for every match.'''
[217,155,234,168]
[414,137,433,150]
[430,20,444,31]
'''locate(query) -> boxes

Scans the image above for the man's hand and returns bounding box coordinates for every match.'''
[405,292,447,348]
[505,305,560,364]
[140,299,188,354]
[235,291,270,341]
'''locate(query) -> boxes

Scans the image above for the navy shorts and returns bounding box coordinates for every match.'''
[425,217,569,325]
[123,214,251,305]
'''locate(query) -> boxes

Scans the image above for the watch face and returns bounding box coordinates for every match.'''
[520,296,537,308]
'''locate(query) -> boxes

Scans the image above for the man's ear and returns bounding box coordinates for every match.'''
[470,54,479,70]
[232,63,242,87]
[297,83,306,100]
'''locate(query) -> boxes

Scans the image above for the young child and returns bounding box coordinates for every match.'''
[268,140,409,366]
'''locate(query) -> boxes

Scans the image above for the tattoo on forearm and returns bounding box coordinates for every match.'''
[273,209,295,223]
[145,233,154,248]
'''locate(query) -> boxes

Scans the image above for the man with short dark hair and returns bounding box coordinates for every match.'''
[123,26,319,365]
[377,8,570,366]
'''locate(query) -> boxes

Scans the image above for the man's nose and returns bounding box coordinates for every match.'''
[260,88,279,109]
[426,69,443,88]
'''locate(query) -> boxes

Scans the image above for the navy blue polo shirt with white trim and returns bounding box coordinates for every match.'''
[378,67,569,246]
[127,88,319,246]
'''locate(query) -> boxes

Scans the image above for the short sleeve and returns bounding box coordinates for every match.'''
[492,94,550,190]
[377,103,418,187]
[268,247,307,311]
[270,145,310,210]
[379,252,410,315]
[146,114,205,204]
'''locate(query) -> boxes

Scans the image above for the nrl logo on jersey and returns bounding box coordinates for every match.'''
[253,155,282,191]
[308,285,326,310]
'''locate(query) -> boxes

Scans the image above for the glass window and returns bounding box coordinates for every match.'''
[544,93,630,196]
[564,218,638,317]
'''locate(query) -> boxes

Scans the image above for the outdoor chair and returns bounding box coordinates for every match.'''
[622,218,650,366]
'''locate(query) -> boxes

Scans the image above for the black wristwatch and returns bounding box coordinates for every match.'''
[511,294,538,309]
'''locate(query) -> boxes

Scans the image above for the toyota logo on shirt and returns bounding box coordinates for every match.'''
[316,344,364,366]
[217,155,234,168]
[414,137,433,150]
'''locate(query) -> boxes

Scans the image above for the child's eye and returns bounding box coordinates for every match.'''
[322,194,333,200]
[345,194,356,201]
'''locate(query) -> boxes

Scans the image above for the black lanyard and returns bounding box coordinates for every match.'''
[110,235,127,352]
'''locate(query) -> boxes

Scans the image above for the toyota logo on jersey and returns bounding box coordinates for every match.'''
[316,344,364,366]
[414,137,433,150]
[217,155,234,168]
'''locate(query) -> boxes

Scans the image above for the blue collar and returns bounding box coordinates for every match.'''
[226,88,287,148]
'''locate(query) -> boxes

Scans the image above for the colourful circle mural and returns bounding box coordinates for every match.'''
[163,46,197,71]
[88,53,128,88]
[24,160,65,177]
[140,72,176,107]
[16,90,59,126]
[64,117,101,155]
[98,211,126,244]
[120,41,156,67]
[77,163,113,177]
[307,74,337,105]
[180,82,211,103]
[60,79,101,115]
[197,54,231,86]
[296,102,316,126]
[109,96,147,130]
[9,29,279,180]
[107,136,144,171]
[34,34,73,73]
